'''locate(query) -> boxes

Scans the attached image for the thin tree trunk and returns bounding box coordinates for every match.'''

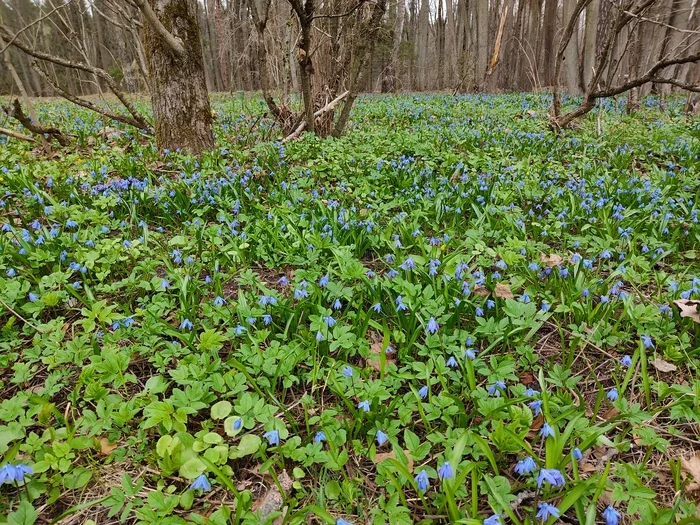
[582,0,600,90]
[383,0,405,92]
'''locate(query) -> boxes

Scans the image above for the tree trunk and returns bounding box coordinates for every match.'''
[143,0,214,154]
[475,0,489,89]
[382,0,405,92]
[541,0,557,86]
[562,0,581,94]
[417,0,429,90]
[582,0,599,90]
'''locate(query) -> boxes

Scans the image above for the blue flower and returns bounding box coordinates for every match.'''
[536,502,560,521]
[358,400,370,412]
[376,430,388,446]
[371,302,382,313]
[264,430,280,446]
[446,356,458,368]
[414,469,429,492]
[483,515,501,525]
[488,381,506,397]
[342,366,353,378]
[336,519,353,525]
[180,318,193,330]
[426,317,439,334]
[641,335,654,349]
[319,274,329,287]
[190,474,211,491]
[213,296,225,306]
[314,431,327,443]
[607,387,619,401]
[602,505,621,525]
[529,400,542,416]
[28,293,39,302]
[438,461,453,480]
[539,422,555,438]
[232,418,243,431]
[333,299,343,310]
[621,355,632,367]
[418,385,429,399]
[514,456,537,475]
[572,447,583,460]
[537,468,565,487]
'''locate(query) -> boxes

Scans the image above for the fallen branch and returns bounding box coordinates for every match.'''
[3,99,70,146]
[0,127,37,143]
[282,90,349,143]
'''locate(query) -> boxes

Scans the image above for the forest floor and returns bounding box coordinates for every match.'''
[1,93,700,524]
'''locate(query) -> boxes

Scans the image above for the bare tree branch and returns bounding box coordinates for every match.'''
[0,127,37,143]
[131,0,186,57]
[0,0,74,54]
[283,90,348,142]
[3,99,70,146]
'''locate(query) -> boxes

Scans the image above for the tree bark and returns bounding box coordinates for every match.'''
[142,0,214,154]
[562,0,581,94]
[382,0,405,92]
[582,0,599,89]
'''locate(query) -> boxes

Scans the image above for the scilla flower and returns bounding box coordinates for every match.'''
[414,470,429,492]
[376,430,388,446]
[437,461,453,480]
[263,430,280,446]
[190,474,211,491]
[602,505,621,525]
[536,502,560,521]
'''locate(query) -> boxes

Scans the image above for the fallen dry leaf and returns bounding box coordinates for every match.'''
[98,437,118,455]
[526,414,544,439]
[366,336,395,371]
[373,450,414,472]
[473,284,490,297]
[494,283,513,299]
[651,358,677,373]
[674,300,700,323]
[601,407,620,421]
[540,253,563,268]
[680,452,700,491]
[252,470,293,519]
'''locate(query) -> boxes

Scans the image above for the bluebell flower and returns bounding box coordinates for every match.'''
[336,519,353,525]
[319,274,329,287]
[602,505,621,525]
[358,400,370,412]
[414,469,429,492]
[180,318,193,330]
[314,431,327,443]
[520,293,530,303]
[572,448,583,460]
[190,474,211,491]
[376,430,388,446]
[343,366,353,378]
[333,299,343,310]
[28,292,39,302]
[400,257,416,271]
[540,301,550,312]
[529,400,542,416]
[316,331,325,342]
[488,381,506,397]
[371,302,381,313]
[621,355,632,367]
[418,385,429,399]
[607,388,619,401]
[513,456,536,475]
[161,279,170,289]
[446,356,458,368]
[641,335,653,348]
[426,317,439,334]
[537,468,565,487]
[539,422,555,438]
[395,295,408,312]
[438,461,453,480]
[264,430,280,446]
[483,514,501,525]
[475,307,484,317]
[213,296,225,306]
[600,295,610,304]
[6,268,16,277]
[536,502,560,521]
[232,418,243,431]
[263,314,272,325]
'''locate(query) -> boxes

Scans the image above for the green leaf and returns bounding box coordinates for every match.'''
[229,434,261,459]
[211,401,232,420]
[179,457,206,480]
[7,500,39,525]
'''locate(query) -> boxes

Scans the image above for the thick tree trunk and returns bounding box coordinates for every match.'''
[582,0,599,90]
[143,0,214,154]
[475,0,489,89]
[541,0,557,86]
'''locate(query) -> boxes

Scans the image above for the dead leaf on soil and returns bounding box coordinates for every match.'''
[674,300,700,323]
[601,407,620,421]
[540,253,563,268]
[494,283,513,299]
[526,414,544,439]
[680,452,700,492]
[252,470,293,519]
[474,284,490,297]
[651,358,677,373]
[98,437,118,455]
[373,450,414,472]
[366,335,394,371]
